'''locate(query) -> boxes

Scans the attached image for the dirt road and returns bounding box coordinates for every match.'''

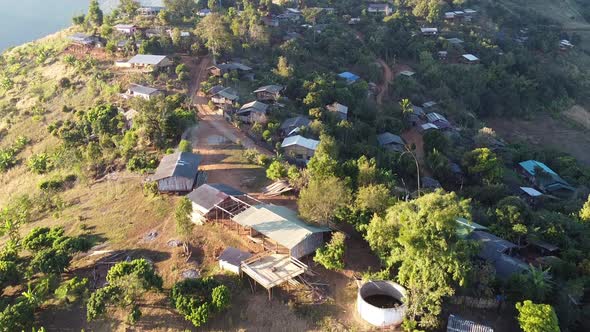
[376,58,393,106]
[188,57,273,156]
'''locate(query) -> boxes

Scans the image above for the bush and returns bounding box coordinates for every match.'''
[38,179,64,191]
[266,160,287,180]
[178,139,192,152]
[127,155,158,173]
[27,153,52,174]
[170,278,231,328]
[314,232,346,270]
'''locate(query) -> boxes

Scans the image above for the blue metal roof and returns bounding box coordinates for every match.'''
[338,71,360,82]
[519,160,557,177]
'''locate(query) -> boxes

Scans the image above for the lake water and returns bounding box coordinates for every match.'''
[0,0,123,52]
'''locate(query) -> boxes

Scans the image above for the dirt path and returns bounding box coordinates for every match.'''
[188,56,273,156]
[376,58,393,106]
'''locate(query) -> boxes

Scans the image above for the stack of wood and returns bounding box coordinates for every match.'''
[262,180,293,196]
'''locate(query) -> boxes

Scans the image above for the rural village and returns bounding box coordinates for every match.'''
[1,0,590,331]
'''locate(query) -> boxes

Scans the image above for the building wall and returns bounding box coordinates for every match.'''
[284,145,315,162]
[290,232,325,259]
[157,176,194,193]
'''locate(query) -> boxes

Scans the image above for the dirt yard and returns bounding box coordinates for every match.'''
[486,113,590,166]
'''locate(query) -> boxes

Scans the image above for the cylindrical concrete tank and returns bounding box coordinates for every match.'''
[357,280,407,327]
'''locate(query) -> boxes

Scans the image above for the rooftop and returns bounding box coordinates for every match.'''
[426,112,448,123]
[128,84,159,95]
[218,247,252,267]
[281,135,319,151]
[239,101,269,113]
[254,85,284,94]
[128,54,168,65]
[327,102,349,115]
[447,37,464,44]
[280,116,311,130]
[338,71,360,82]
[150,152,201,181]
[447,314,494,332]
[462,54,479,61]
[187,183,245,213]
[232,204,330,249]
[377,132,404,146]
[520,186,543,197]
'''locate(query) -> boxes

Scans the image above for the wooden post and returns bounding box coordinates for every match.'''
[268,288,272,301]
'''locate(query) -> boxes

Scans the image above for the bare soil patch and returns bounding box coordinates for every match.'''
[564,104,590,130]
[486,114,590,166]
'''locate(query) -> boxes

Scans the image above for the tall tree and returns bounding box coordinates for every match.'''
[365,191,475,329]
[299,176,351,226]
[515,300,560,332]
[119,0,140,17]
[196,14,233,57]
[86,0,104,27]
[462,148,504,185]
[580,195,590,222]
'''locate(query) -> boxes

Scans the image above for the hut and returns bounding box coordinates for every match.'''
[186,183,246,224]
[254,85,284,102]
[281,135,319,164]
[149,152,201,193]
[377,132,405,152]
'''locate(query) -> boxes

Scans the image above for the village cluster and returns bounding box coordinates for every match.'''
[2,0,583,330]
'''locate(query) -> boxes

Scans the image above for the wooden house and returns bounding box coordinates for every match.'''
[236,101,269,124]
[377,132,405,152]
[114,24,137,35]
[254,85,284,102]
[281,135,319,164]
[126,84,161,100]
[518,160,575,195]
[187,183,246,224]
[280,116,311,137]
[326,102,349,120]
[149,152,201,193]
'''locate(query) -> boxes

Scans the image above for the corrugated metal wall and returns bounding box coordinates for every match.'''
[158,177,194,192]
[290,232,324,259]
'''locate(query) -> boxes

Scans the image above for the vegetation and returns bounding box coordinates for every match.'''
[175,197,194,237]
[314,232,346,270]
[516,300,560,332]
[170,278,230,328]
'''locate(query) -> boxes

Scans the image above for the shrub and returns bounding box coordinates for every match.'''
[170,278,230,328]
[178,139,192,152]
[314,232,346,270]
[27,153,52,174]
[266,160,287,180]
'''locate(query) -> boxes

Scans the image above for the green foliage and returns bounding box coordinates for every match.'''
[366,191,475,328]
[196,14,233,57]
[274,56,293,78]
[355,184,392,215]
[0,260,19,287]
[462,148,504,185]
[314,232,345,270]
[72,14,85,25]
[423,131,449,155]
[86,285,121,321]
[106,259,163,290]
[299,176,352,226]
[178,139,192,152]
[515,300,560,332]
[27,153,52,174]
[126,154,158,173]
[580,195,590,223]
[175,197,194,237]
[30,248,71,275]
[22,227,65,252]
[175,64,187,76]
[86,0,103,26]
[266,160,287,181]
[307,134,339,179]
[170,277,230,328]
[0,300,35,332]
[54,277,89,303]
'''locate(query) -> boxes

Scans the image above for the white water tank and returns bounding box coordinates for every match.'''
[357,280,407,327]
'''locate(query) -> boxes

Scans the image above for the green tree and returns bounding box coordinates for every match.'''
[196,14,233,57]
[355,184,392,215]
[175,197,193,237]
[580,195,590,222]
[170,277,230,328]
[307,134,339,179]
[86,0,104,27]
[27,153,52,174]
[462,148,504,185]
[299,176,351,226]
[273,56,293,78]
[266,160,287,181]
[314,232,345,270]
[365,191,474,329]
[515,300,560,332]
[119,0,139,17]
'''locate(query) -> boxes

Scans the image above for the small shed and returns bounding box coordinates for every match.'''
[462,54,480,64]
[232,204,330,259]
[218,247,252,274]
[149,152,201,193]
[367,3,393,15]
[447,37,464,45]
[127,84,161,100]
[421,27,438,36]
[447,314,494,332]
[114,24,137,34]
[127,54,172,70]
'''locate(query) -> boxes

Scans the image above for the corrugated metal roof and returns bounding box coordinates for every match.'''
[232,204,330,249]
[426,112,448,123]
[239,101,269,113]
[421,123,439,131]
[150,152,201,181]
[187,183,244,212]
[128,84,159,95]
[128,54,168,65]
[254,85,284,94]
[327,102,348,115]
[338,71,360,81]
[519,160,557,176]
[281,116,311,130]
[468,231,529,279]
[462,54,479,61]
[447,314,494,332]
[520,186,542,197]
[377,132,404,146]
[281,135,319,151]
[456,217,488,231]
